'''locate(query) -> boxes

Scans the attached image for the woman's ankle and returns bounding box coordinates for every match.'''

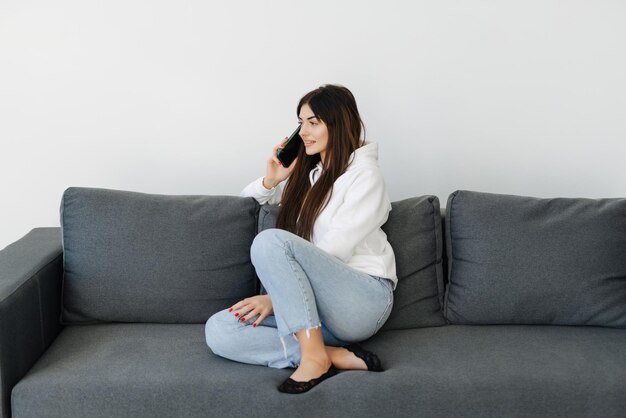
[296,327,328,361]
[300,353,332,368]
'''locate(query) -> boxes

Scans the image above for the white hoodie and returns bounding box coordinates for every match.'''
[240,141,398,290]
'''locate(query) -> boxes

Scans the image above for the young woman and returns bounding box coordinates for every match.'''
[205,84,397,394]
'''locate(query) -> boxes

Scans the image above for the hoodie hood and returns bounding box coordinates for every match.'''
[347,141,379,171]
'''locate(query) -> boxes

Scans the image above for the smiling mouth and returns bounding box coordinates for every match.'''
[304,141,316,147]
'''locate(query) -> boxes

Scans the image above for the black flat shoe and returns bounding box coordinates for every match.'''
[344,343,384,372]
[278,365,338,394]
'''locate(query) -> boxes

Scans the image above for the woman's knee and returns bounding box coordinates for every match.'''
[250,228,289,265]
[205,309,236,355]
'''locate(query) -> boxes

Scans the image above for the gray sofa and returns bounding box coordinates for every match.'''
[1,187,625,417]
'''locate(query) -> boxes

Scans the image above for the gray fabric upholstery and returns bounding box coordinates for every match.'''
[444,190,626,327]
[257,196,447,330]
[257,204,278,234]
[0,228,63,418]
[5,189,625,417]
[12,324,626,418]
[380,196,447,329]
[60,187,259,324]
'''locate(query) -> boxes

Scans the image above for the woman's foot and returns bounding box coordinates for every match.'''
[289,356,333,382]
[278,366,337,394]
[326,346,368,370]
[326,344,384,371]
[278,327,339,394]
[278,356,337,394]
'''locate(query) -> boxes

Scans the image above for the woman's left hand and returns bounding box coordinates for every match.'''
[228,295,273,327]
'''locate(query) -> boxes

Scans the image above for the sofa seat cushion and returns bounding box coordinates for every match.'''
[12,324,625,417]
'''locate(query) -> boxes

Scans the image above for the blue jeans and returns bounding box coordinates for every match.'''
[205,228,394,369]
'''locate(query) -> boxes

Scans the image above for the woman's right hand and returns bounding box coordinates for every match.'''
[263,137,298,189]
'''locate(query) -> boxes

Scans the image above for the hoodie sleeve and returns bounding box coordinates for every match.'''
[315,169,391,263]
[240,176,284,205]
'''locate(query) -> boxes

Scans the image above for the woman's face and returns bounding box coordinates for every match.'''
[298,103,329,162]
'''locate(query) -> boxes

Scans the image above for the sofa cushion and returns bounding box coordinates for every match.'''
[12,324,626,417]
[444,190,626,327]
[258,196,447,330]
[59,187,259,324]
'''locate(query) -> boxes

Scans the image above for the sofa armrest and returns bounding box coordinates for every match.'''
[0,228,63,418]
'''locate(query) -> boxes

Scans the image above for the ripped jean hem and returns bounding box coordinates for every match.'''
[278,322,323,362]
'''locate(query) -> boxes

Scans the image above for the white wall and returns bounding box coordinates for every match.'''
[1,0,625,250]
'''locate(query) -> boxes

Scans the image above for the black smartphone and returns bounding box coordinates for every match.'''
[276,126,302,168]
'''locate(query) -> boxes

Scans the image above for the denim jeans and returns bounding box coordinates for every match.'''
[205,228,394,369]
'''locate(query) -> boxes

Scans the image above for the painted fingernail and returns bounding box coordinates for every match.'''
[228,308,233,312]
[240,317,246,322]
[234,313,239,317]
[253,323,257,327]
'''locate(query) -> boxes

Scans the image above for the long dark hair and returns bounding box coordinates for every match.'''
[276,84,366,241]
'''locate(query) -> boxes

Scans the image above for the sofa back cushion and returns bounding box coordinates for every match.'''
[60,187,259,324]
[444,190,626,327]
[258,196,448,330]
